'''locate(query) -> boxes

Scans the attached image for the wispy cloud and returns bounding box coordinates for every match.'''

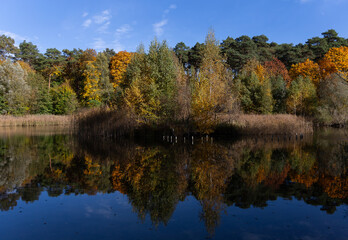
[94,10,111,24]
[91,24,133,52]
[113,24,133,52]
[82,19,92,28]
[153,4,177,37]
[164,4,177,14]
[116,24,132,36]
[97,21,110,33]
[92,38,107,50]
[82,9,112,32]
[153,20,168,36]
[0,30,28,45]
[82,12,88,17]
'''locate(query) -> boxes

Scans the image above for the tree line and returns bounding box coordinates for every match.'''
[0,29,347,130]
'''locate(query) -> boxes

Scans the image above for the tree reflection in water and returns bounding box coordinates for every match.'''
[0,130,347,235]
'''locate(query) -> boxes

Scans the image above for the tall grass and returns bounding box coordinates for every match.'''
[0,114,73,127]
[75,108,313,139]
[74,108,137,139]
[216,114,313,136]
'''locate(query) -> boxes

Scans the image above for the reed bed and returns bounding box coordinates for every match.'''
[0,115,73,127]
[217,114,313,136]
[74,108,137,138]
[75,108,314,140]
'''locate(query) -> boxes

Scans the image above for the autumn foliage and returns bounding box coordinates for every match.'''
[110,51,133,89]
[320,46,348,80]
[264,57,291,84]
[289,59,321,85]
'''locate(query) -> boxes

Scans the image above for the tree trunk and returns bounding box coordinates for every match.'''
[48,73,52,92]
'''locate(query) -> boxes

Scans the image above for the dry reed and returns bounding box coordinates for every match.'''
[0,115,73,127]
[217,114,313,136]
[74,108,137,138]
[75,108,314,139]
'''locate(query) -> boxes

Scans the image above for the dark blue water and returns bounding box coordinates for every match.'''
[0,127,347,239]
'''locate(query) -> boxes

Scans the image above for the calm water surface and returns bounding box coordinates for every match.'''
[0,127,347,239]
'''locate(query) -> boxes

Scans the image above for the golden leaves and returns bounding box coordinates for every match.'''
[82,61,102,105]
[290,47,348,84]
[110,51,133,89]
[289,59,321,85]
[320,46,348,80]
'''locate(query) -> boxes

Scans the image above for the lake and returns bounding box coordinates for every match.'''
[0,127,347,240]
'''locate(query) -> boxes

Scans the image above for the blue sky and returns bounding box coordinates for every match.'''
[1,0,348,53]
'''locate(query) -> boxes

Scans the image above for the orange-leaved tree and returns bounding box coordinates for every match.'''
[289,59,321,85]
[319,46,348,81]
[110,51,133,90]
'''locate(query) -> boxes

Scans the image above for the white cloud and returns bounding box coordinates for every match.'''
[92,23,133,51]
[93,10,111,24]
[153,19,168,36]
[97,21,110,33]
[0,30,28,45]
[82,19,92,28]
[116,24,132,36]
[83,10,112,32]
[163,4,177,16]
[92,38,107,50]
[154,4,177,36]
[82,12,88,17]
[112,24,133,52]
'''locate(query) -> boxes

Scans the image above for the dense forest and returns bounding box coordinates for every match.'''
[0,29,347,131]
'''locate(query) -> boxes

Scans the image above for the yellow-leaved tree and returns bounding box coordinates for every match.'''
[82,61,102,106]
[191,30,235,133]
[319,46,348,81]
[110,51,133,90]
[289,59,321,85]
